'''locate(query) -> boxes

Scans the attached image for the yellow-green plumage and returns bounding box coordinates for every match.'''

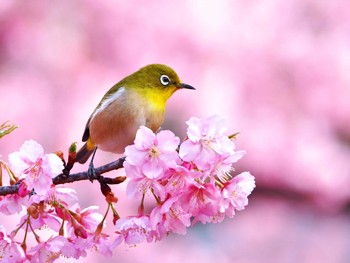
[76,64,194,164]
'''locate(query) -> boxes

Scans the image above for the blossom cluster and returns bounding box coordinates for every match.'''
[0,116,255,262]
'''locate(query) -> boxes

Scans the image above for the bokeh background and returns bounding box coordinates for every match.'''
[1,0,350,262]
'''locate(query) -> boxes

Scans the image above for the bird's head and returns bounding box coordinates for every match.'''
[122,64,195,107]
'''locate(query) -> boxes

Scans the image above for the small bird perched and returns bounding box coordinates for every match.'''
[75,64,195,174]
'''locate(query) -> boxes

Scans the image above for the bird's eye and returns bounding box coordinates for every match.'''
[160,75,171,86]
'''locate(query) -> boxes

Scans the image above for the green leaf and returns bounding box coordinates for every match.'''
[69,142,77,153]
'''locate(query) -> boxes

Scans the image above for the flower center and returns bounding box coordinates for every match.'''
[148,146,159,158]
[24,159,43,177]
[230,185,242,199]
[200,134,214,149]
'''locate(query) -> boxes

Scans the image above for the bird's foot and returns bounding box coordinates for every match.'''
[87,162,97,182]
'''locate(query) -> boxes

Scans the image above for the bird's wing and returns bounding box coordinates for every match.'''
[82,116,91,142]
[81,84,125,142]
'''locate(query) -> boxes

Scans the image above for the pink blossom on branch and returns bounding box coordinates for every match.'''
[179,182,222,225]
[0,226,25,262]
[179,115,245,180]
[150,195,192,236]
[163,165,201,196]
[121,115,255,242]
[220,172,256,218]
[124,127,181,201]
[0,193,26,215]
[0,116,254,261]
[114,216,154,246]
[125,127,180,179]
[124,162,167,201]
[28,235,82,262]
[66,205,103,239]
[8,140,64,196]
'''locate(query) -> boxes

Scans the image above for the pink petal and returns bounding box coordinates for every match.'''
[156,130,180,152]
[125,145,148,166]
[134,126,155,149]
[19,140,44,163]
[186,117,202,142]
[142,160,163,179]
[42,154,64,177]
[179,140,202,162]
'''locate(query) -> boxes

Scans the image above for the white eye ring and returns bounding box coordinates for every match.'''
[160,75,171,86]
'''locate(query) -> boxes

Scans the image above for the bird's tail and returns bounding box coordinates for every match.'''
[75,140,95,164]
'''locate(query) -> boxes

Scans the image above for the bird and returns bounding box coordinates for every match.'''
[75,64,195,175]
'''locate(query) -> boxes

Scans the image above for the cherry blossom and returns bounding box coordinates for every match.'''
[125,126,180,179]
[179,182,222,224]
[8,140,64,196]
[0,194,26,215]
[124,161,167,200]
[0,116,254,261]
[28,236,81,262]
[179,116,238,173]
[0,226,25,262]
[150,195,191,235]
[114,216,154,246]
[220,172,256,217]
[163,165,201,195]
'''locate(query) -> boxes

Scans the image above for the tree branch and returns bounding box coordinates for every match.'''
[0,157,126,197]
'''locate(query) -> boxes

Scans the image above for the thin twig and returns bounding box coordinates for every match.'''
[0,157,126,196]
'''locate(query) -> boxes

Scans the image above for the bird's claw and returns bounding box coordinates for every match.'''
[87,163,97,182]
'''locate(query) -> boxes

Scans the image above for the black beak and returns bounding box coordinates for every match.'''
[179,83,195,90]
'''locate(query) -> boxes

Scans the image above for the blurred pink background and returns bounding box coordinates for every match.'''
[1,0,349,262]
